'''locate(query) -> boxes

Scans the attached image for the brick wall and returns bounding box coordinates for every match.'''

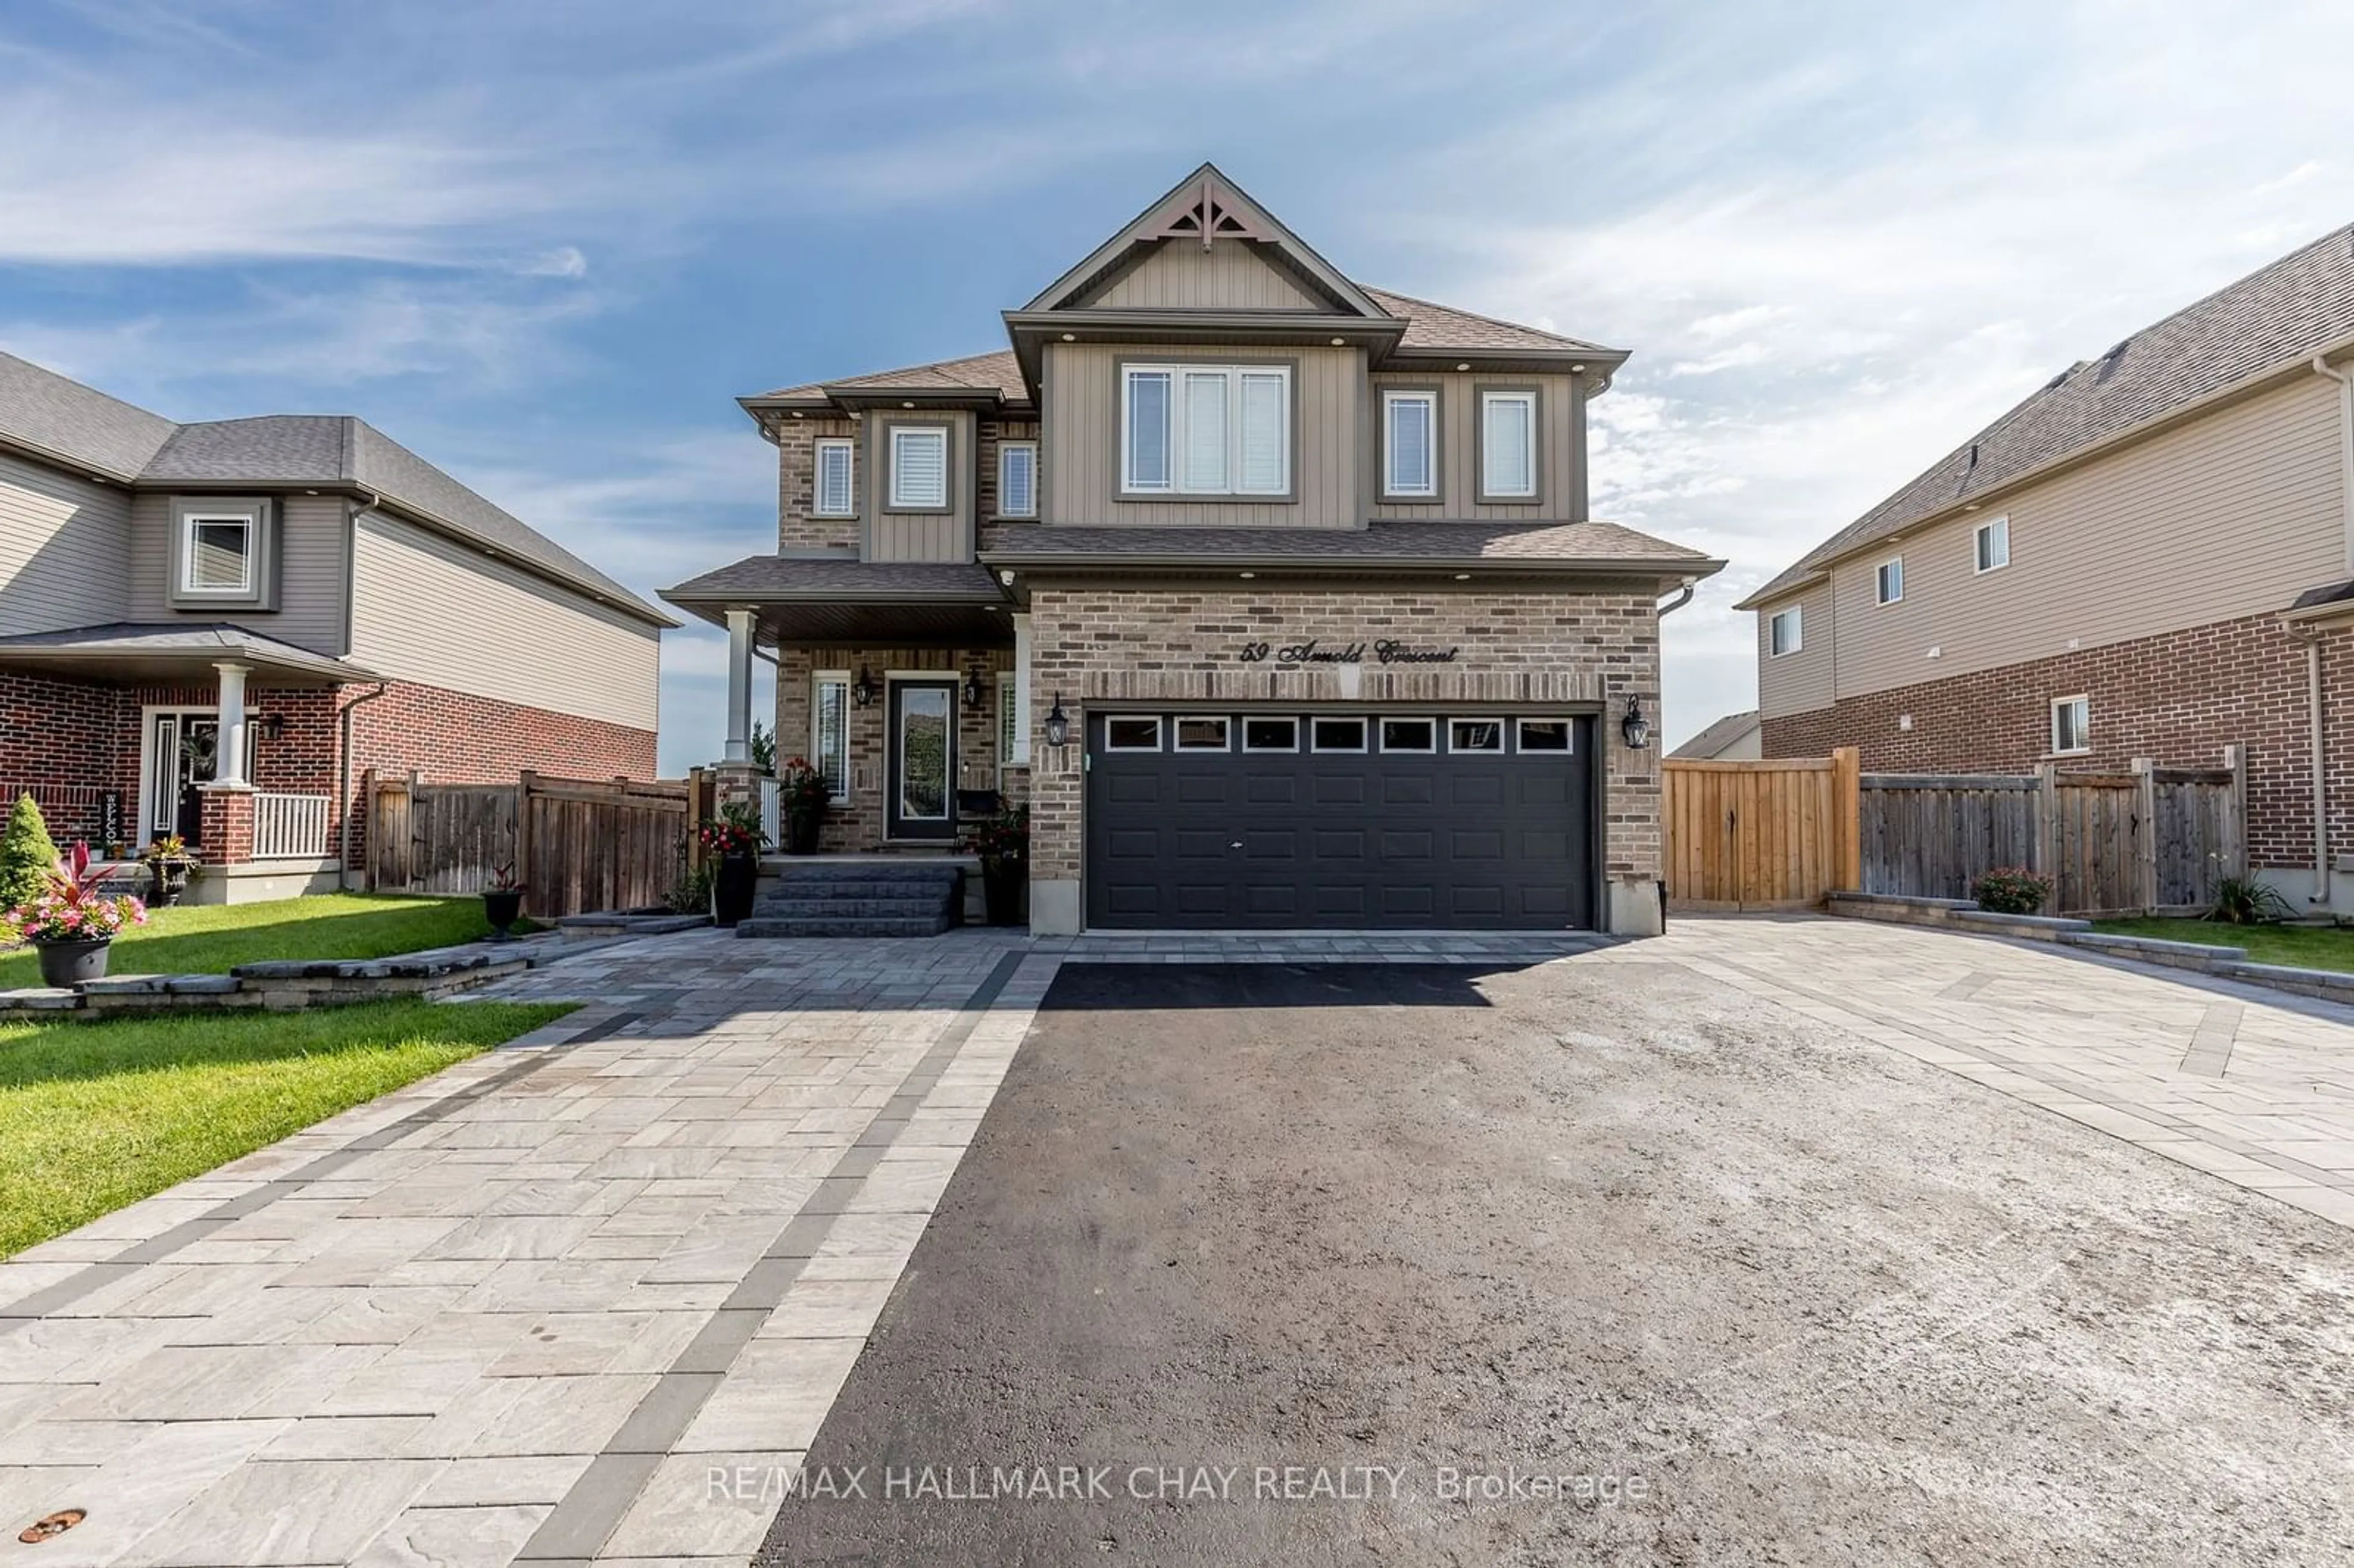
[771,646,1018,850]
[1022,586,1662,889]
[1759,609,2350,870]
[774,416,860,551]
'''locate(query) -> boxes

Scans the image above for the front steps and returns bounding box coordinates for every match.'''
[736,861,964,938]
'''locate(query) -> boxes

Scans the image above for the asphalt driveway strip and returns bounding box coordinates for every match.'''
[755,959,2354,1567]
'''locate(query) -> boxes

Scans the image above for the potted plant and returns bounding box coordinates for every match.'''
[777,755,829,856]
[482,861,525,940]
[698,802,769,928]
[13,841,146,987]
[139,834,199,907]
[961,804,1029,926]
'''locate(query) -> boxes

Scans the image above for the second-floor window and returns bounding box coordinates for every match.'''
[1876,557,1903,605]
[1382,389,1438,500]
[1479,390,1538,501]
[998,441,1038,518]
[813,439,855,517]
[889,427,950,510]
[1975,515,2010,573]
[1122,363,1290,497]
[1769,606,1802,657]
[183,514,255,595]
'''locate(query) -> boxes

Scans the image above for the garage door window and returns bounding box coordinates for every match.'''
[1379,717,1436,752]
[1175,717,1231,751]
[1311,717,1367,752]
[1450,719,1504,752]
[1243,717,1298,752]
[1517,718,1573,752]
[1105,717,1163,751]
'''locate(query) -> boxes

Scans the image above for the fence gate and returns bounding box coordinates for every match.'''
[1664,749,1860,911]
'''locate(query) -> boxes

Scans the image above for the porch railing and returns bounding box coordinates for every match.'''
[758,777,782,850]
[253,791,332,859]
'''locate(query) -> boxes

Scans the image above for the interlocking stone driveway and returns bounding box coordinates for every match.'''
[0,916,2349,1566]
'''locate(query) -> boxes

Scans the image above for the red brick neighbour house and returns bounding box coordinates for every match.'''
[665,165,1722,936]
[1743,226,2354,907]
[0,353,672,902]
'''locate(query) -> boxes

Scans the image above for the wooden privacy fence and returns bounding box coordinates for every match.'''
[368,769,711,918]
[1669,747,2247,917]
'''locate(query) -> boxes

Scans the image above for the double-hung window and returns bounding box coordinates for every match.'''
[1121,363,1290,497]
[813,439,855,517]
[812,671,851,803]
[888,426,949,510]
[1769,606,1802,657]
[1382,389,1438,500]
[997,440,1038,518]
[1479,390,1538,501]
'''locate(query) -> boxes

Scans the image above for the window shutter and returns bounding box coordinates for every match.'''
[1386,393,1433,495]
[1126,370,1171,489]
[999,443,1036,517]
[1183,371,1230,492]
[1483,393,1534,497]
[1237,371,1286,493]
[815,441,854,516]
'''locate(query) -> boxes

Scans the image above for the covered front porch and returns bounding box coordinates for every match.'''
[0,622,375,901]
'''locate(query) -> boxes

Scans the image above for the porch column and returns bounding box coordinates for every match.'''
[214,662,250,786]
[723,608,755,766]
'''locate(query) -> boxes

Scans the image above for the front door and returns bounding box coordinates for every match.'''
[145,711,253,850]
[886,679,958,841]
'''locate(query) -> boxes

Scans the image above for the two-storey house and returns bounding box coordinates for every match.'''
[1744,225,2354,913]
[666,166,1719,937]
[0,352,672,900]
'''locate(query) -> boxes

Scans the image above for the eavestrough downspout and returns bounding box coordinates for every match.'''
[337,682,390,892]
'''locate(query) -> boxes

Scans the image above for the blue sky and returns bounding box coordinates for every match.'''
[7,0,2354,766]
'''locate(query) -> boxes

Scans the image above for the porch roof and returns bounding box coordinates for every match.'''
[660,556,1014,647]
[0,622,380,687]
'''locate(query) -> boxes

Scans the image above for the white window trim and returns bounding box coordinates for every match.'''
[1377,716,1438,753]
[1121,362,1292,497]
[1241,716,1300,752]
[997,440,1038,519]
[1876,556,1903,606]
[1103,715,1164,752]
[1516,717,1575,753]
[1769,607,1804,658]
[179,511,258,597]
[2050,694,2090,756]
[1309,716,1368,753]
[1975,516,2011,574]
[888,425,950,511]
[1447,718,1505,754]
[1381,389,1439,500]
[812,669,851,804]
[1173,715,1233,752]
[812,439,856,518]
[1478,389,1539,501]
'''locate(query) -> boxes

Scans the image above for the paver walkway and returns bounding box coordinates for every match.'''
[1,916,2350,1566]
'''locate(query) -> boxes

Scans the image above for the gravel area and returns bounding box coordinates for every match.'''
[758,958,2354,1566]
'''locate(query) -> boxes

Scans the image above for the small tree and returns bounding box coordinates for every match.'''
[0,793,59,911]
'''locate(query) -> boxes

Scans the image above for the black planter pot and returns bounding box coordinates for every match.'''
[36,936,112,988]
[482,888,524,940]
[980,862,1025,926]
[146,859,191,908]
[784,810,821,856]
[712,852,760,927]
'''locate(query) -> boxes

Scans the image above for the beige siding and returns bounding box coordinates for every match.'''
[1366,371,1584,520]
[126,490,350,654]
[1080,239,1325,311]
[348,510,658,731]
[1756,580,1835,717]
[0,454,131,634]
[1042,341,1362,529]
[866,411,973,562]
[1821,373,2346,700]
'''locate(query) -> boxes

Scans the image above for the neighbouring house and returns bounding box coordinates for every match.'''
[663,164,1721,935]
[1669,710,1761,761]
[1742,224,2354,913]
[0,352,674,902]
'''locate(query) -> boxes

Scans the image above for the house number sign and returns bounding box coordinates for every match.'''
[1236,639,1461,666]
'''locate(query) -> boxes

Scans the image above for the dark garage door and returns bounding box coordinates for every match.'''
[1085,710,1596,930]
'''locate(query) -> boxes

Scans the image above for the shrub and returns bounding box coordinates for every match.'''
[1972,866,2053,915]
[0,794,58,913]
[2206,873,2293,926]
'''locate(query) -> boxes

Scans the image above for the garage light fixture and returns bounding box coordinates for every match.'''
[851,666,878,708]
[1620,695,1651,750]
[1043,693,1071,748]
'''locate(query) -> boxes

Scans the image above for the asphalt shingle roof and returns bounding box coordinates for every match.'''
[664,557,1002,601]
[758,351,1027,404]
[0,621,377,680]
[981,518,1716,569]
[0,352,178,479]
[1748,224,2354,606]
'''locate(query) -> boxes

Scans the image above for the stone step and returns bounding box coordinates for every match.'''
[751,896,957,921]
[769,862,966,886]
[736,914,955,939]
[760,878,963,902]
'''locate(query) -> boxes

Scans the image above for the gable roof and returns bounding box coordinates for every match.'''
[1744,224,2354,607]
[1359,288,1615,356]
[0,359,672,627]
[1668,709,1761,759]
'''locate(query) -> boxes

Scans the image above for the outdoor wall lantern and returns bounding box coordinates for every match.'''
[1621,695,1651,751]
[1043,693,1071,748]
[256,714,285,742]
[961,666,989,710]
[851,666,877,709]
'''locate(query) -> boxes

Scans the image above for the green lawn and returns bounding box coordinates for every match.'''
[0,894,525,990]
[2093,916,2354,973]
[0,999,572,1258]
